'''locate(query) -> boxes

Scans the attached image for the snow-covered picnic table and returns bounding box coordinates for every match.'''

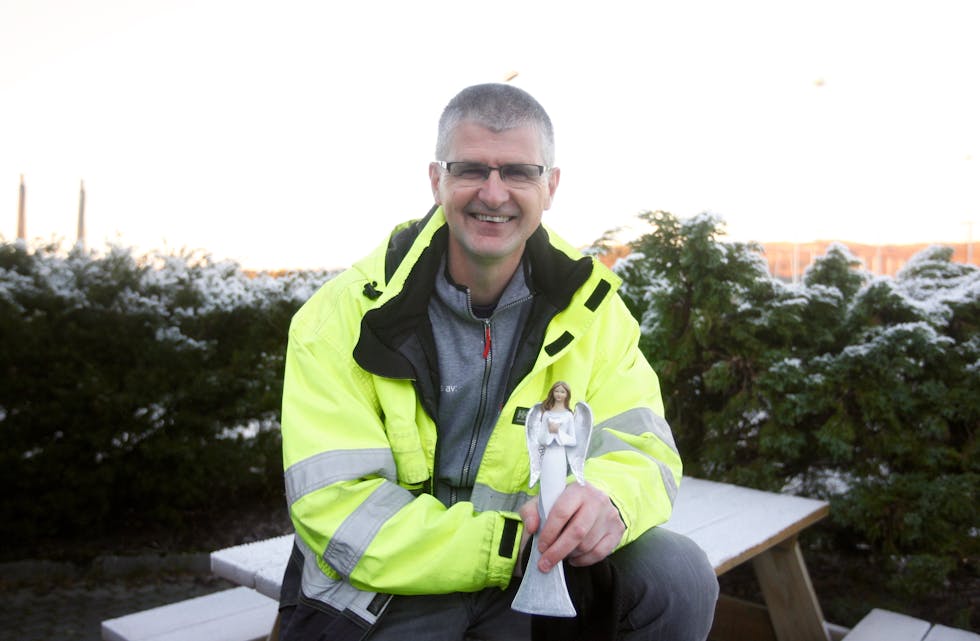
[211,477,832,641]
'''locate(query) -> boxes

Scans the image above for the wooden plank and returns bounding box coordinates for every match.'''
[752,538,830,641]
[923,624,980,641]
[709,594,777,641]
[663,477,830,575]
[212,535,293,600]
[101,587,278,641]
[842,609,930,641]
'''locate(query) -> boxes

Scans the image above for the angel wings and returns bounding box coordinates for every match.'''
[525,401,593,489]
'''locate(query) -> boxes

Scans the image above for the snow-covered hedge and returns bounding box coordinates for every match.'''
[0,240,336,552]
[615,211,978,597]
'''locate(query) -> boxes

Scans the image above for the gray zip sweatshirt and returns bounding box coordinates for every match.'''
[428,258,534,507]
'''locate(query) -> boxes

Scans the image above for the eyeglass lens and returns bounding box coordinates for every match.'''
[446,162,544,184]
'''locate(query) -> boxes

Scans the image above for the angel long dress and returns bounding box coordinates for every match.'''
[536,408,577,521]
[511,406,581,617]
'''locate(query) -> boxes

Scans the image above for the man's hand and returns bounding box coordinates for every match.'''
[517,483,624,574]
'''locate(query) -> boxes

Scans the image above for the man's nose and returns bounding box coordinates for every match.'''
[478,170,511,208]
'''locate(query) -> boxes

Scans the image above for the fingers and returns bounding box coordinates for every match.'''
[536,483,602,549]
[514,498,539,578]
[568,529,621,567]
[518,497,540,535]
[536,483,624,572]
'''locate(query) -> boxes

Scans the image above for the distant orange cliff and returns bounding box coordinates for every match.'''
[595,241,978,281]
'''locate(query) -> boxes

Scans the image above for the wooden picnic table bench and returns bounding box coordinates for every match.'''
[211,477,834,641]
[101,586,278,641]
[842,609,979,641]
[105,476,979,641]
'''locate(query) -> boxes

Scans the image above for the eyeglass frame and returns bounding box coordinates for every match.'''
[436,161,549,184]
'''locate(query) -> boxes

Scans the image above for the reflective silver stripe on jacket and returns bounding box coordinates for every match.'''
[590,408,679,504]
[297,535,390,626]
[595,407,679,454]
[324,481,414,577]
[285,448,397,506]
[470,483,533,513]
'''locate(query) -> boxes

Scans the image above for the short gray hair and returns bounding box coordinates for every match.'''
[435,83,555,167]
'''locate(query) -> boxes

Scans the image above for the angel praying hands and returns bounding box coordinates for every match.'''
[511,381,593,617]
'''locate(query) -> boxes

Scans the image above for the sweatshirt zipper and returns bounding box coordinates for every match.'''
[453,318,493,505]
[446,288,533,506]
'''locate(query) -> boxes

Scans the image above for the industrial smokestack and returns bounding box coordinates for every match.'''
[76,180,86,250]
[17,175,26,241]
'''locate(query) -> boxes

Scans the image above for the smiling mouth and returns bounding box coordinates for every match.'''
[472,213,512,223]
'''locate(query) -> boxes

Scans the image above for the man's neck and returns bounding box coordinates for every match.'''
[447,248,524,307]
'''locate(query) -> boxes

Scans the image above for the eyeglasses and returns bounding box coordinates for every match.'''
[439,161,547,186]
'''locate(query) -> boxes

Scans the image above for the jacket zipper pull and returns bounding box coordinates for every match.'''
[482,322,491,360]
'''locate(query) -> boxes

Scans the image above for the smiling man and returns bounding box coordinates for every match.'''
[430,119,559,306]
[276,84,718,641]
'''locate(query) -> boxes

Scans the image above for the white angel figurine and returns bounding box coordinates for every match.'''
[512,381,593,617]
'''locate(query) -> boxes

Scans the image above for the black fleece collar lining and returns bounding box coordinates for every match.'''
[353,226,447,379]
[354,212,595,380]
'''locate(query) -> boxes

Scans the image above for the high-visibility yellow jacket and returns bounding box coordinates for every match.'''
[279,207,681,635]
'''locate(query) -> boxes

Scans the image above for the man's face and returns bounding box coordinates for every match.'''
[429,121,560,273]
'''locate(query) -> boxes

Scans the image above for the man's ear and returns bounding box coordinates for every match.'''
[429,163,444,205]
[544,167,561,210]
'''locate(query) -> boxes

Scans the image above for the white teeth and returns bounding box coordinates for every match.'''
[474,214,510,223]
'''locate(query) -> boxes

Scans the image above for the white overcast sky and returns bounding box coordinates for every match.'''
[2,0,978,270]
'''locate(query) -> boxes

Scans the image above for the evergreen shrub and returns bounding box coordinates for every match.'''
[0,240,334,555]
[612,212,978,597]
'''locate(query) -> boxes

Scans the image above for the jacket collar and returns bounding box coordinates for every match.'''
[352,206,617,380]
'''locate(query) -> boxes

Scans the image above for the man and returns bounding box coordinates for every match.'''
[277,83,718,641]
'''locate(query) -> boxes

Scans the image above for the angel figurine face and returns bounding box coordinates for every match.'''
[546,382,570,410]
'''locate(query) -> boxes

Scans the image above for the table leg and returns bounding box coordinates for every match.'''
[267,611,281,641]
[752,537,830,641]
